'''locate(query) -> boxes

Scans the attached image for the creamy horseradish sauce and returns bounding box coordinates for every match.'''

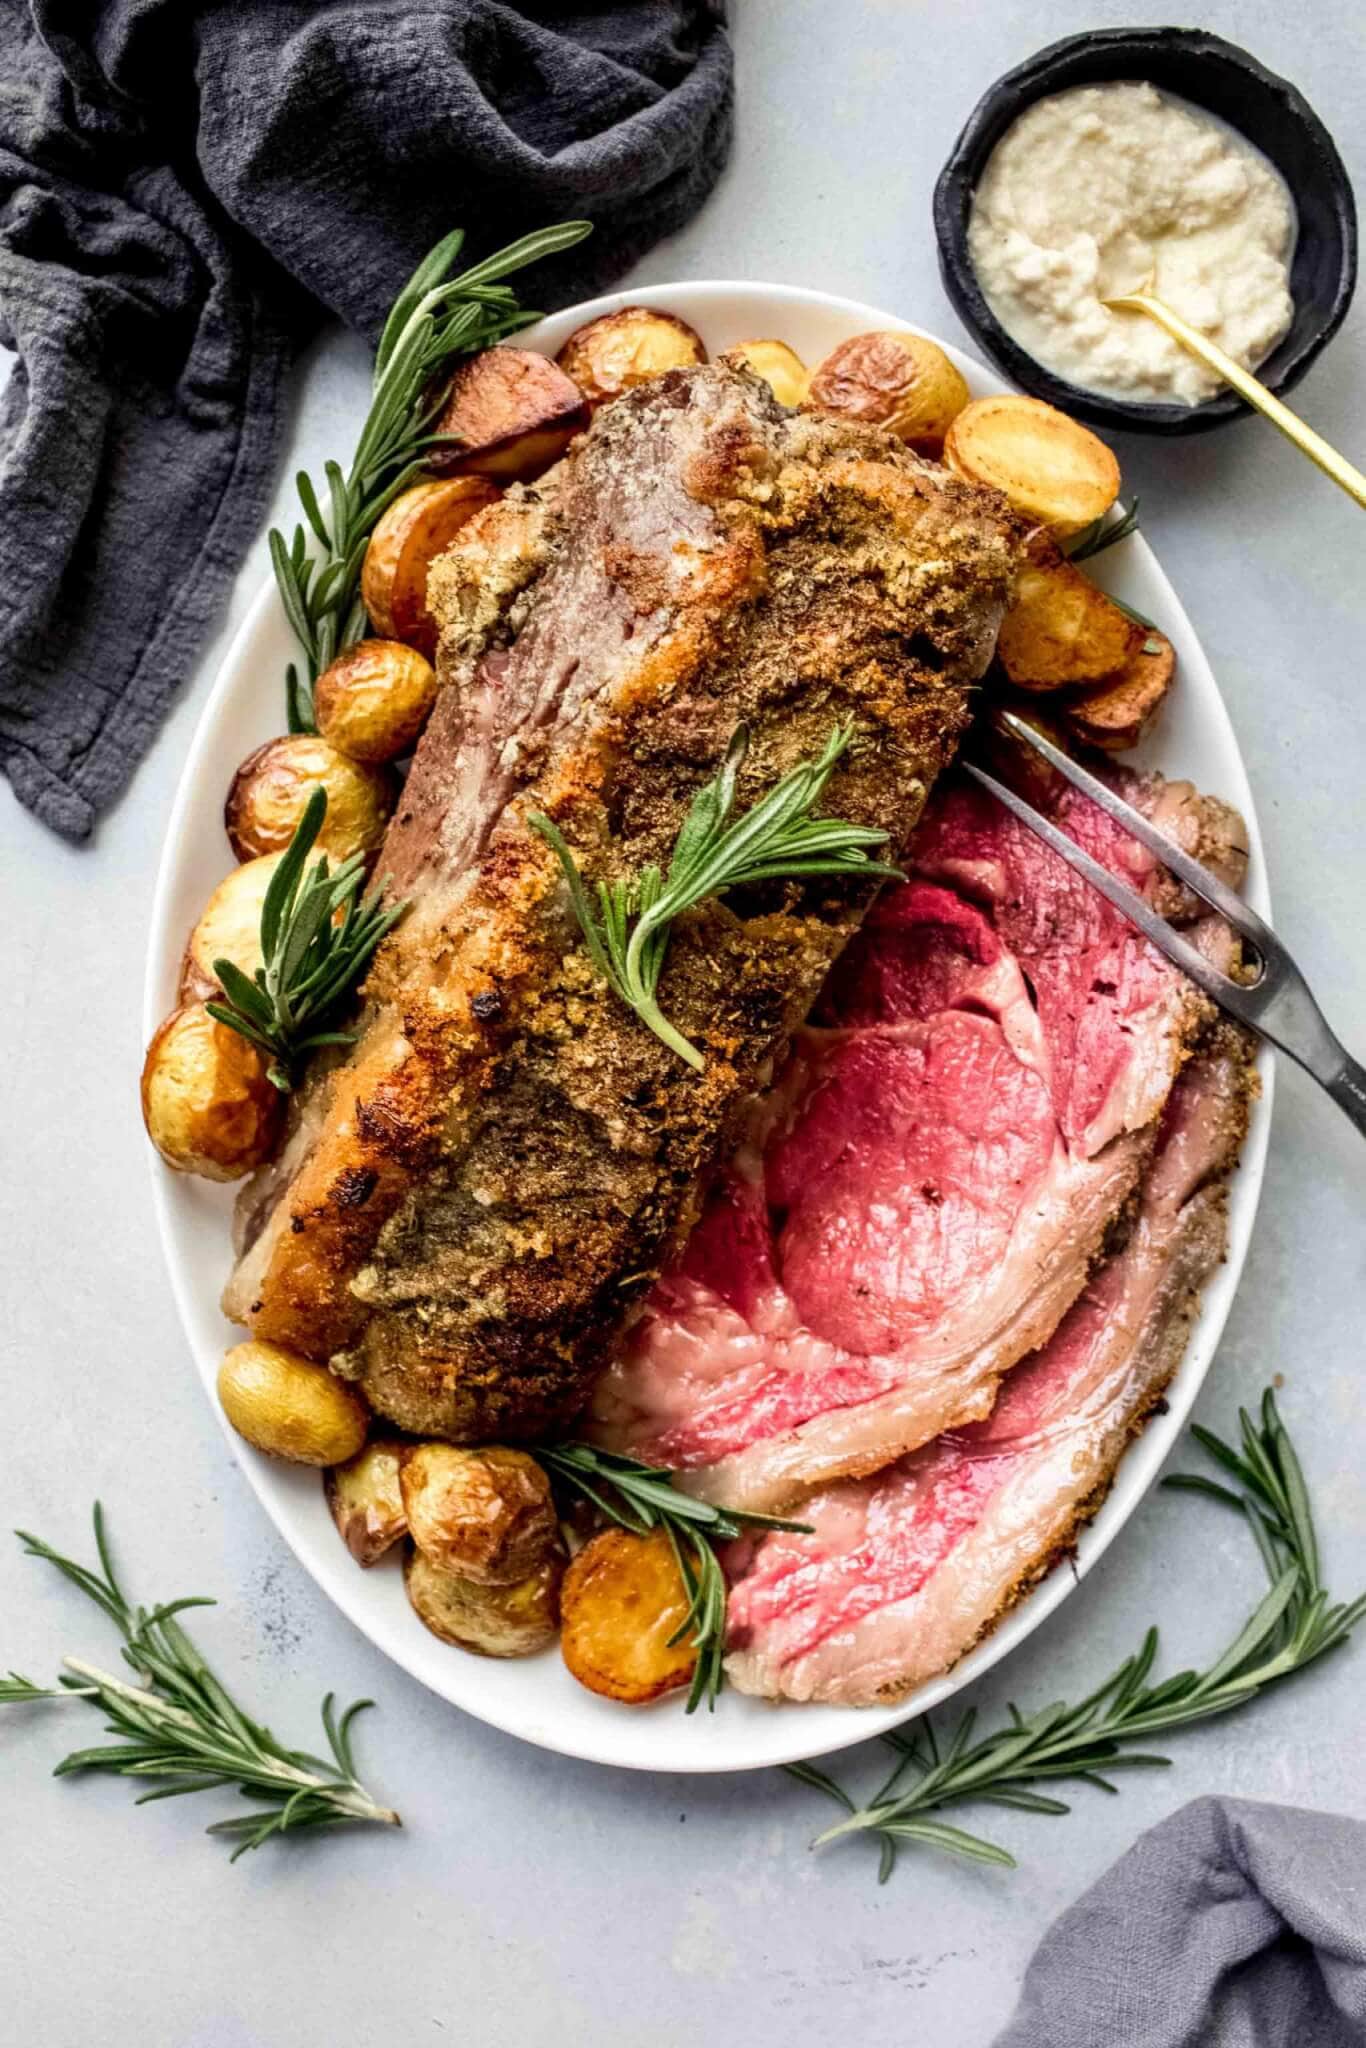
[968,82,1296,405]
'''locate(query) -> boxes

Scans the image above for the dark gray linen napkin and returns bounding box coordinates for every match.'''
[996,1797,1366,2048]
[0,0,732,839]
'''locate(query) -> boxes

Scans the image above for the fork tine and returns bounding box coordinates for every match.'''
[961,762,1249,1010]
[995,711,1274,956]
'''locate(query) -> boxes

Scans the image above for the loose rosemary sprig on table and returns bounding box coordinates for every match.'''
[1,1507,398,1860]
[790,1388,1365,1879]
[529,723,901,1072]
[273,218,592,732]
[207,786,407,1090]
[542,1444,812,1714]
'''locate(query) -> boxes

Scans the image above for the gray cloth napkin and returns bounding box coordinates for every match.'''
[996,1796,1366,2048]
[0,0,732,840]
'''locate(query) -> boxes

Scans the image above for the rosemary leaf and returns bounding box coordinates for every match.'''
[791,1388,1363,1876]
[274,218,591,729]
[3,1507,398,1858]
[529,724,901,1072]
[208,788,407,1091]
[1067,497,1141,561]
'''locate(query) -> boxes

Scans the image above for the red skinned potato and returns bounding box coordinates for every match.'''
[556,306,706,411]
[141,1003,283,1181]
[360,477,500,658]
[427,348,589,482]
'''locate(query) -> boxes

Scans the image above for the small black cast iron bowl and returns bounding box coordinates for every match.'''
[933,28,1357,436]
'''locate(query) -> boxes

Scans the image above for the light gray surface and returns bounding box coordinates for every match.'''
[3,3,1364,2042]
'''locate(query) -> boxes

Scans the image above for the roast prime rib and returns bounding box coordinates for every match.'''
[724,1023,1254,1704]
[224,365,1017,1439]
[589,763,1250,1509]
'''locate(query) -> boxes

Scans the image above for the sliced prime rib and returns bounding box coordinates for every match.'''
[723,1023,1255,1704]
[224,365,1016,1440]
[588,765,1248,1509]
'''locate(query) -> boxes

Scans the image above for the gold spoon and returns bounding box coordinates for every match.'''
[1102,281,1366,511]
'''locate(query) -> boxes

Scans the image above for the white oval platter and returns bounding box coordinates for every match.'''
[145,281,1272,1773]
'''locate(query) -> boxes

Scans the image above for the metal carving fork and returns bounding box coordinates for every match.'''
[964,711,1366,1141]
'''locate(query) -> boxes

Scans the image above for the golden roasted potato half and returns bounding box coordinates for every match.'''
[218,1340,369,1466]
[313,638,438,765]
[179,854,282,1003]
[325,1438,408,1566]
[428,347,589,482]
[996,540,1143,691]
[808,330,970,453]
[400,1445,562,1584]
[719,338,810,408]
[943,394,1120,539]
[559,1527,697,1705]
[556,306,706,411]
[141,1003,283,1181]
[361,476,500,658]
[404,1548,562,1657]
[224,736,393,864]
[1064,630,1176,752]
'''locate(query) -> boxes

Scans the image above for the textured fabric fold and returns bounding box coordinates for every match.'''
[995,1797,1366,2048]
[0,0,733,838]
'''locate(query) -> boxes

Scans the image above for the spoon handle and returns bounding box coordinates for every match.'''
[1106,290,1366,511]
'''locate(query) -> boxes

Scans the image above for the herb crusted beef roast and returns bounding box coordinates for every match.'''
[224,365,1017,1439]
[589,764,1249,1510]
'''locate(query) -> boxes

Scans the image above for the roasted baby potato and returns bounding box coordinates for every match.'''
[404,1548,562,1657]
[141,1003,283,1180]
[1063,630,1176,751]
[556,306,706,411]
[218,1339,369,1466]
[807,330,970,452]
[325,1438,408,1565]
[428,347,589,481]
[360,476,500,658]
[224,735,393,864]
[718,338,810,408]
[400,1445,562,1584]
[559,1527,697,1704]
[179,854,281,1003]
[313,638,438,765]
[943,394,1120,539]
[995,539,1143,691]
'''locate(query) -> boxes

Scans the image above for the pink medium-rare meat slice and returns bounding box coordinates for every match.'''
[223,364,1017,1441]
[723,1025,1255,1704]
[590,767,1240,1509]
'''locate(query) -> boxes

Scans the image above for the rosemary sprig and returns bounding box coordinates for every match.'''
[529,724,901,1072]
[791,1388,1365,1878]
[541,1444,812,1714]
[273,219,592,731]
[1,1506,398,1859]
[206,786,407,1091]
[1067,497,1141,562]
[1064,497,1159,629]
